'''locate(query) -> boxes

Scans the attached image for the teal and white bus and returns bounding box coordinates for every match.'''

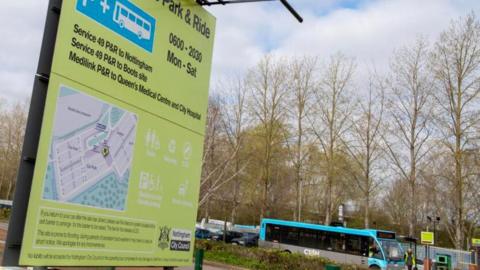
[259,219,405,270]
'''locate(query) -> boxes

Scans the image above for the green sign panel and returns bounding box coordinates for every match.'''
[421,231,434,245]
[473,238,480,247]
[20,0,215,266]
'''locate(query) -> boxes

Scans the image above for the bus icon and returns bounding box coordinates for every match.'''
[113,2,152,40]
[76,0,156,52]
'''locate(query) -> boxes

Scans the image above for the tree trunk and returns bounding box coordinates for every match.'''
[365,193,370,229]
[325,177,332,225]
[295,175,302,221]
[260,175,268,221]
[455,116,463,249]
[454,79,464,249]
[230,177,239,224]
[230,158,240,224]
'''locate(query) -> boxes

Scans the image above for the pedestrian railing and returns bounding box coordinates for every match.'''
[401,243,475,270]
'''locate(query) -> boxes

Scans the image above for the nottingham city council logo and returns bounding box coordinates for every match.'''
[158,226,171,250]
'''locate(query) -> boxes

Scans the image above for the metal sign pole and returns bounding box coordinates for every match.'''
[2,0,62,266]
[196,0,303,22]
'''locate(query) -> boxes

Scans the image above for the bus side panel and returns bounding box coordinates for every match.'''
[345,253,369,267]
[260,240,369,268]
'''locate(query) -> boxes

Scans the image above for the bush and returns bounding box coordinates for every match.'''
[195,240,366,270]
[0,208,11,220]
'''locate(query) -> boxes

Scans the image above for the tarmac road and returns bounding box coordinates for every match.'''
[177,265,232,270]
[118,264,241,270]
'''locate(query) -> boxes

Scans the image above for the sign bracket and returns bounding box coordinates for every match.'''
[196,0,303,23]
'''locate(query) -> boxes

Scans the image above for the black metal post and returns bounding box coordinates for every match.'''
[196,0,303,22]
[279,0,303,22]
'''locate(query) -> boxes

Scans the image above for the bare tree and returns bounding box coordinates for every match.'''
[248,55,289,221]
[0,100,28,199]
[219,78,249,224]
[343,77,385,228]
[199,97,222,219]
[311,53,356,225]
[430,13,480,249]
[384,38,434,237]
[199,97,245,214]
[283,57,317,221]
[383,179,410,235]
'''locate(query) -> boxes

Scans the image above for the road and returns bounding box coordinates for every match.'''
[117,264,240,270]
[177,265,232,270]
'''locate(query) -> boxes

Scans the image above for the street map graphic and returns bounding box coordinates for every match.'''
[43,86,137,211]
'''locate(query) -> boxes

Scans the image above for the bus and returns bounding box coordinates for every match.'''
[0,199,12,209]
[260,219,405,270]
[113,2,152,40]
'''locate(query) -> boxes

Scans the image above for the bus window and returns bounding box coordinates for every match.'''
[361,236,370,256]
[368,238,384,260]
[136,17,143,26]
[345,235,363,256]
[299,228,317,248]
[315,231,325,250]
[143,23,150,31]
[128,13,135,22]
[378,239,403,261]
[121,8,128,17]
[265,224,281,242]
[284,227,299,246]
[325,232,344,252]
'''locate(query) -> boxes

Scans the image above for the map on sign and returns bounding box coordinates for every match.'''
[43,86,137,211]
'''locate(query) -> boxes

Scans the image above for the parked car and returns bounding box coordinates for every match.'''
[211,230,243,243]
[231,232,259,247]
[195,228,212,239]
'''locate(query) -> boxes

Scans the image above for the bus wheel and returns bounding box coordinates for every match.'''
[369,265,380,270]
[119,20,124,28]
[138,32,142,39]
[282,250,291,254]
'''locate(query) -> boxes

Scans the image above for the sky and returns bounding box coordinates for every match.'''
[0,0,479,105]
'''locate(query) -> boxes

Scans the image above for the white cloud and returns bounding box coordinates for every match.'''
[0,1,48,104]
[207,0,478,95]
[0,0,479,104]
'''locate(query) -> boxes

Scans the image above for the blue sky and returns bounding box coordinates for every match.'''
[1,0,479,104]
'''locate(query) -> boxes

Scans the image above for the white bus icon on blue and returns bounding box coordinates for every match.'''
[113,2,151,40]
[77,0,156,52]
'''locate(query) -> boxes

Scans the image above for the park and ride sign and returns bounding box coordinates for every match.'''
[473,238,480,247]
[421,231,434,245]
[19,0,215,266]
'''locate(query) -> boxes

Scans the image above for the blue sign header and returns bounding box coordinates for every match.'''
[77,0,156,52]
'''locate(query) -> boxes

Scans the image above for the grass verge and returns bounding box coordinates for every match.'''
[196,240,365,270]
